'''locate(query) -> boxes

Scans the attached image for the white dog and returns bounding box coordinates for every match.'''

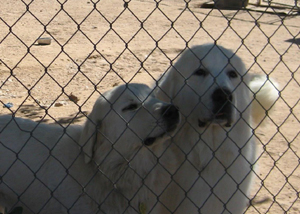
[0,83,180,214]
[154,44,278,214]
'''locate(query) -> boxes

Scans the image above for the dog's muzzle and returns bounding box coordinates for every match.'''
[161,104,180,132]
[198,88,233,128]
[212,88,233,127]
[144,104,179,146]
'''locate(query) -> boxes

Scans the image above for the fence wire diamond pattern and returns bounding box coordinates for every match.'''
[0,0,299,213]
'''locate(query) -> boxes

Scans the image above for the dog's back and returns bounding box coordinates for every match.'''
[0,116,85,213]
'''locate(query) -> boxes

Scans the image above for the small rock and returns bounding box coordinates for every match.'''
[37,37,51,45]
[3,102,13,108]
[68,93,79,103]
[54,102,64,107]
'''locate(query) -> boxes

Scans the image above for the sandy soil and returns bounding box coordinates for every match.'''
[0,0,299,213]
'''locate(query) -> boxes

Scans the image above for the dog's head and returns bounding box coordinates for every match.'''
[157,44,251,128]
[79,83,179,165]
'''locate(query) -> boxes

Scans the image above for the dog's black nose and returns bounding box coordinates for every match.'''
[161,104,179,121]
[161,104,180,133]
[212,88,232,104]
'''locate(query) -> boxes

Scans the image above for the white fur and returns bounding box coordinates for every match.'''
[0,83,179,214]
[249,74,279,125]
[153,44,278,214]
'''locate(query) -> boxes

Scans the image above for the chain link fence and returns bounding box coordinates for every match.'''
[0,0,299,213]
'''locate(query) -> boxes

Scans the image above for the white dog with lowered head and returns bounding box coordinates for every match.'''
[0,83,180,214]
[154,44,278,214]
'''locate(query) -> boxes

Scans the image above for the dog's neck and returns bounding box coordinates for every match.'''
[172,116,254,170]
[77,144,166,213]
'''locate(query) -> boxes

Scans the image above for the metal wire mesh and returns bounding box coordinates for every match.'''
[0,0,299,213]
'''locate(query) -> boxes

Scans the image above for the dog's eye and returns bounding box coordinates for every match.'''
[122,103,139,112]
[194,68,208,77]
[228,70,238,78]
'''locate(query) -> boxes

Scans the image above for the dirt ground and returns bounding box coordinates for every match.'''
[0,0,300,213]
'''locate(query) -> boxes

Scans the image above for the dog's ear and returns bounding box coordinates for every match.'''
[156,74,174,102]
[248,74,279,125]
[79,96,108,164]
[156,68,182,103]
[156,48,195,102]
[79,110,100,164]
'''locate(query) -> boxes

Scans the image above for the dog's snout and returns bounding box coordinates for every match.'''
[162,105,179,121]
[212,88,232,103]
[211,88,234,126]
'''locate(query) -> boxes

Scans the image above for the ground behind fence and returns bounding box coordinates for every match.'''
[0,0,300,213]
